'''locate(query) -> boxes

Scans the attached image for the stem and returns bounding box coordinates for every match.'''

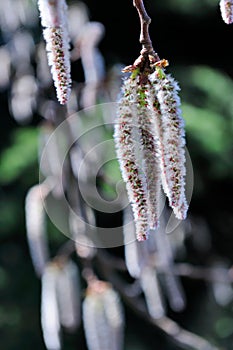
[97,250,233,284]
[133,0,154,54]
[123,0,161,71]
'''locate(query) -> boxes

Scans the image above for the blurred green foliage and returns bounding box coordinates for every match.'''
[175,65,233,180]
[0,127,38,184]
[165,0,219,14]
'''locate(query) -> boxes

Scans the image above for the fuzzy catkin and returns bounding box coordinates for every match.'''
[38,0,65,27]
[135,83,161,229]
[114,64,188,240]
[114,75,150,241]
[149,68,188,220]
[37,0,71,104]
[82,281,124,350]
[43,27,71,104]
[219,0,233,24]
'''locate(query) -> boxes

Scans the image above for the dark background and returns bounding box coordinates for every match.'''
[1,0,233,349]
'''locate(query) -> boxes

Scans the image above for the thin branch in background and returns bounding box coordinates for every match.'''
[96,250,220,350]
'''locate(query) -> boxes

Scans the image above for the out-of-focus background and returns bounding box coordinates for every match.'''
[1,0,233,349]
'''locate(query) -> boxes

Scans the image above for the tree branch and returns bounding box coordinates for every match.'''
[123,0,160,73]
[97,249,233,284]
[133,0,153,52]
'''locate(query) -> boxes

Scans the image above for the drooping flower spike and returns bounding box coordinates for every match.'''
[135,81,161,229]
[37,0,71,104]
[82,280,125,350]
[219,0,233,24]
[114,56,188,241]
[114,74,150,241]
[148,66,188,220]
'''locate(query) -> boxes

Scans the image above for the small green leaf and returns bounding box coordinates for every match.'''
[156,67,166,80]
[131,68,140,80]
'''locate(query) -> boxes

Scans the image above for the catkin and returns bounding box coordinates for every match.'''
[82,281,124,350]
[148,68,188,220]
[25,183,50,276]
[37,0,71,104]
[56,260,81,331]
[114,65,188,240]
[41,263,61,350]
[114,75,150,241]
[219,0,233,24]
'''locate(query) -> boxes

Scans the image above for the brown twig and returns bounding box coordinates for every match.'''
[133,0,153,53]
[123,0,160,73]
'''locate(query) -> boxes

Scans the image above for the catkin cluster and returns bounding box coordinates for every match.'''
[114,63,188,241]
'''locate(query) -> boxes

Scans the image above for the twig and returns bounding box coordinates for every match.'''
[123,0,160,73]
[125,294,219,350]
[97,249,233,284]
[173,263,233,284]
[133,0,153,52]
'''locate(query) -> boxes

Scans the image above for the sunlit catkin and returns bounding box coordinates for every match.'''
[82,281,124,350]
[114,75,149,241]
[136,82,161,229]
[219,0,233,24]
[37,0,71,104]
[149,68,188,220]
